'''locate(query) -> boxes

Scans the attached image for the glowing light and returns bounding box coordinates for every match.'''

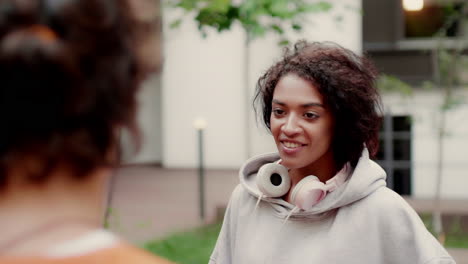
[403,0,424,11]
[193,117,207,130]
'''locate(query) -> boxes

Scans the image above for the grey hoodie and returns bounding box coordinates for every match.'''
[209,150,454,264]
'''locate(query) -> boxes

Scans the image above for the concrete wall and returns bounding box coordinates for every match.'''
[120,74,162,164]
[383,90,468,199]
[161,0,362,168]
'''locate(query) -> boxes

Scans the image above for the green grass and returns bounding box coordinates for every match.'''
[419,213,468,248]
[143,222,222,264]
[446,235,468,248]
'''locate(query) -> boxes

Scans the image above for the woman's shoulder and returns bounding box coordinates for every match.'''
[349,186,425,228]
[356,186,414,213]
[228,184,253,207]
[351,188,454,263]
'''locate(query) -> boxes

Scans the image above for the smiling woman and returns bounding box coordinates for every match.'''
[208,40,455,264]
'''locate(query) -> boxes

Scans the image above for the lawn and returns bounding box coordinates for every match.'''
[144,222,222,264]
[420,213,468,248]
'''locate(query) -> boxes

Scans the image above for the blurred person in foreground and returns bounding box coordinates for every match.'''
[0,0,171,263]
[210,41,454,264]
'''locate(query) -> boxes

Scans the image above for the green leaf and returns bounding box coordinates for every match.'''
[271,24,285,34]
[291,23,302,31]
[303,2,333,13]
[278,39,290,46]
[174,0,199,11]
[205,0,231,13]
[250,23,267,37]
[169,19,182,29]
[195,7,234,32]
[238,0,261,18]
[270,0,294,19]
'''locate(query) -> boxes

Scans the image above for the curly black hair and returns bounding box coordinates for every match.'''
[0,0,158,188]
[254,40,382,168]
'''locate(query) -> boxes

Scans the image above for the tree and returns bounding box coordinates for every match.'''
[167,0,333,158]
[425,2,468,243]
[168,0,332,43]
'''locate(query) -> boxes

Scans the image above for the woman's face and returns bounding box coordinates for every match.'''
[270,74,335,171]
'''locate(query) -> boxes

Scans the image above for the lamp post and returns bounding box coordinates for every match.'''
[193,117,207,221]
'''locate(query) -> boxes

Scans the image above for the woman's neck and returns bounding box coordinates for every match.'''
[288,150,338,187]
[0,167,110,256]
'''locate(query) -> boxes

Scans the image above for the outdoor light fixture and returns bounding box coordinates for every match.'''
[403,0,424,11]
[193,117,207,130]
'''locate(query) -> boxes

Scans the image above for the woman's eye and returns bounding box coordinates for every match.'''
[304,112,318,119]
[273,109,285,116]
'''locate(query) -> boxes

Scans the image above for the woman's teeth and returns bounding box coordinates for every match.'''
[284,142,301,148]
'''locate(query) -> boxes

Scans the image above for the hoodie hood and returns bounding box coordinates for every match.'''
[239,148,387,219]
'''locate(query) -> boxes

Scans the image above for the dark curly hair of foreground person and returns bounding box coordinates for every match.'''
[0,0,157,188]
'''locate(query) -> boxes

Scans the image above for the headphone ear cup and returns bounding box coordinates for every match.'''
[290,176,326,210]
[256,163,290,197]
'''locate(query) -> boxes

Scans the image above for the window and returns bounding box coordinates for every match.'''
[376,115,412,195]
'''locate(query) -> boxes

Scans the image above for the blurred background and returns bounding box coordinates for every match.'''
[107,0,468,263]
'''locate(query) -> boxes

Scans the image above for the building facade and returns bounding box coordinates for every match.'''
[363,0,468,198]
[125,0,468,199]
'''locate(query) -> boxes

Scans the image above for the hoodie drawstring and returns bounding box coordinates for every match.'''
[254,194,264,212]
[282,206,300,226]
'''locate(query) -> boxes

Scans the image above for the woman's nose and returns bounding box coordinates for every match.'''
[281,115,301,136]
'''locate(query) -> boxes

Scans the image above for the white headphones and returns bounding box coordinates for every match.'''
[256,161,349,210]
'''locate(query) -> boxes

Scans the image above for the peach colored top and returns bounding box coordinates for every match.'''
[0,230,173,264]
[0,243,173,264]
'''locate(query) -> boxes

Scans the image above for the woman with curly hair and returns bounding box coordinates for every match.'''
[0,0,171,263]
[210,41,453,264]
